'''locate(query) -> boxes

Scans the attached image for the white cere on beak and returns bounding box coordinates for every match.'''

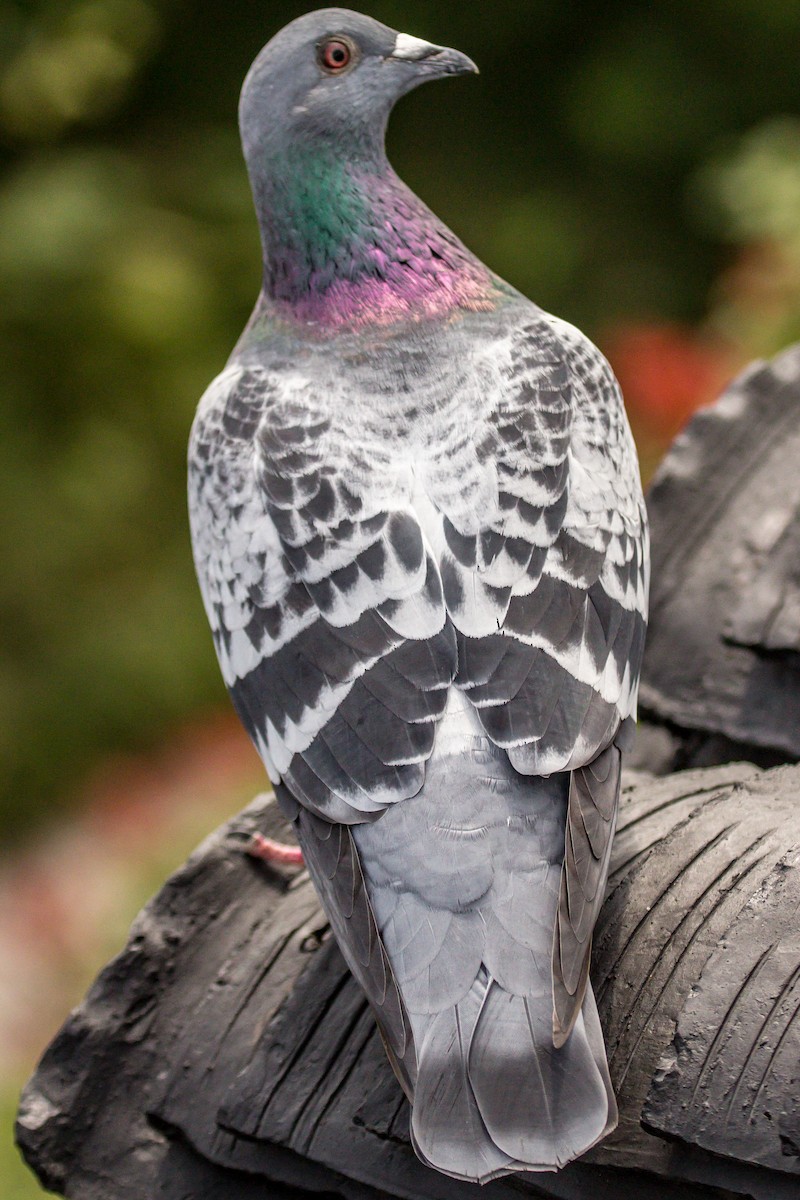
[392,32,440,61]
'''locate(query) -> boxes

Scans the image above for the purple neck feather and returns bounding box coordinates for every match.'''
[257,150,497,329]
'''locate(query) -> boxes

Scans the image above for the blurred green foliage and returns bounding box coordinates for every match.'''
[2,0,800,838]
[693,117,800,353]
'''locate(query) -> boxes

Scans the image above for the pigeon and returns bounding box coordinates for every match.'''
[188,8,648,1183]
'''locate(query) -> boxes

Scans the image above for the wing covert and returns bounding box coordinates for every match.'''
[430,313,648,777]
[189,364,456,826]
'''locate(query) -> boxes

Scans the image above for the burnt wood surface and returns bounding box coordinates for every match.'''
[638,343,800,767]
[17,763,800,1200]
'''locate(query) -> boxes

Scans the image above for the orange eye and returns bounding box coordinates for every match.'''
[320,39,352,72]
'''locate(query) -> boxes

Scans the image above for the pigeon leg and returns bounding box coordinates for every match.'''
[247,832,304,866]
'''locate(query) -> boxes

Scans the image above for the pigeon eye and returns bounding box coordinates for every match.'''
[319,38,353,73]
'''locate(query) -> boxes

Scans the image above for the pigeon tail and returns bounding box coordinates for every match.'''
[408,967,616,1183]
[351,696,618,1182]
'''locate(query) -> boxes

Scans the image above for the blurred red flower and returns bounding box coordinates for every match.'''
[605,323,737,444]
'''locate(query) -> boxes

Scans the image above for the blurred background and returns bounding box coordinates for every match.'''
[3,0,800,1192]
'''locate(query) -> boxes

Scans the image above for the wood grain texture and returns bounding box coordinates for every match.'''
[642,770,800,1172]
[18,768,800,1200]
[15,798,357,1200]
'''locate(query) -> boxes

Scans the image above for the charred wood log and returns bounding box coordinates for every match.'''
[636,344,800,773]
[17,762,800,1200]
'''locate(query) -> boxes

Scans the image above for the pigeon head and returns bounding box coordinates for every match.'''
[239,9,495,328]
[240,9,477,157]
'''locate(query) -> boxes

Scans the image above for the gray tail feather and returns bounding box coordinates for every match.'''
[409,969,616,1184]
[553,743,621,1046]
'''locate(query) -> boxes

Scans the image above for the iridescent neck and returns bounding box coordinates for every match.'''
[253,144,496,328]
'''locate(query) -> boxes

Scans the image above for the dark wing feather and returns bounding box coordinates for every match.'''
[553,740,621,1044]
[287,792,417,1096]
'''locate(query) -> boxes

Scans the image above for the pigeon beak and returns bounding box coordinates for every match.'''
[387,33,479,79]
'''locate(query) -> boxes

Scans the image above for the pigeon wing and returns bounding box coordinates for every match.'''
[189,363,458,1078]
[429,313,648,1039]
[190,364,457,826]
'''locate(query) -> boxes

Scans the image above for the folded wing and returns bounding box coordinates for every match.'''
[424,314,648,1038]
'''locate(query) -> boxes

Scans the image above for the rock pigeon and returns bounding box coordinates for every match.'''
[188,8,648,1183]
